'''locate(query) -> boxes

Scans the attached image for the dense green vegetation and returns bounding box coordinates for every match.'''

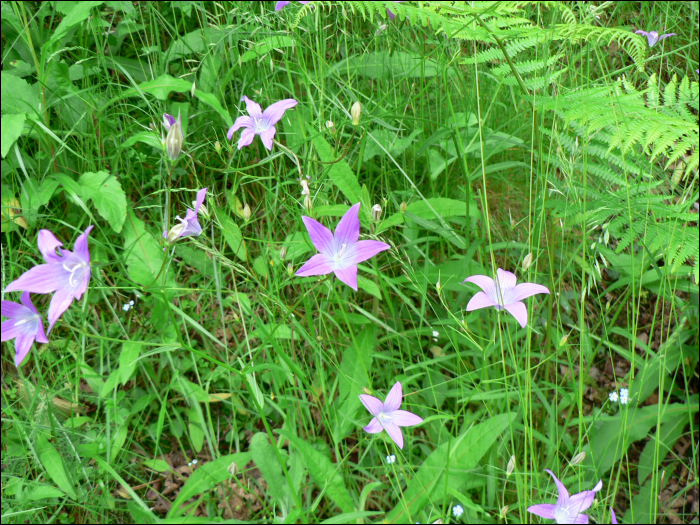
[1,1,698,523]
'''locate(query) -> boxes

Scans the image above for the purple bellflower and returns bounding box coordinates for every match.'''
[275,1,309,10]
[359,381,423,449]
[227,96,298,151]
[463,268,550,328]
[635,30,676,47]
[295,203,389,291]
[4,226,94,333]
[164,188,207,242]
[527,470,603,524]
[1,291,49,367]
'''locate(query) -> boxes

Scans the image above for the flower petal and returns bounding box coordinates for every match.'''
[466,291,498,311]
[259,126,276,151]
[37,229,64,264]
[73,225,94,264]
[334,203,361,248]
[163,113,175,130]
[227,116,255,140]
[194,188,207,214]
[179,216,202,238]
[567,480,602,515]
[391,409,423,427]
[4,263,69,294]
[463,274,498,303]
[296,253,335,277]
[19,291,38,314]
[363,417,384,434]
[1,319,23,341]
[2,300,28,319]
[659,33,676,41]
[526,504,556,520]
[496,268,517,290]
[504,301,528,328]
[14,332,35,367]
[610,508,617,525]
[509,282,550,303]
[47,287,76,333]
[302,216,335,254]
[384,381,403,412]
[261,99,298,127]
[545,469,570,501]
[334,264,358,290]
[238,127,257,149]
[275,1,291,10]
[383,421,404,449]
[34,315,48,344]
[359,394,385,416]
[241,95,263,120]
[387,7,395,20]
[351,240,390,265]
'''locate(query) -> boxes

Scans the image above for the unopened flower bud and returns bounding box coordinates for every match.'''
[570,451,586,466]
[499,506,509,519]
[165,222,186,244]
[351,101,361,126]
[300,179,310,196]
[165,112,184,161]
[522,252,533,271]
[243,203,251,221]
[215,140,222,153]
[304,195,312,213]
[191,81,196,98]
[371,204,382,223]
[400,201,407,213]
[280,246,287,260]
[287,263,294,276]
[326,120,336,134]
[559,333,569,347]
[506,455,515,476]
[362,386,372,395]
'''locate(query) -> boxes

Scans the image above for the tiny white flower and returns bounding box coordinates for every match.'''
[123,304,130,312]
[129,300,135,306]
[452,504,464,517]
[609,391,619,403]
[432,330,439,338]
[386,454,396,464]
[620,388,629,405]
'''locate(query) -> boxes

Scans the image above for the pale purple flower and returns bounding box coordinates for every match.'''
[275,1,309,10]
[611,508,617,524]
[226,96,298,151]
[359,381,423,449]
[164,188,207,242]
[163,112,183,160]
[163,113,176,130]
[387,1,403,20]
[635,30,676,47]
[527,470,603,524]
[4,226,94,333]
[295,203,389,290]
[463,268,549,328]
[1,291,49,367]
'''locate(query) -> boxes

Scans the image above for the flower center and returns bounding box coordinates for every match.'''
[254,118,269,134]
[63,260,87,288]
[553,506,575,524]
[334,243,347,263]
[14,318,30,327]
[377,411,388,422]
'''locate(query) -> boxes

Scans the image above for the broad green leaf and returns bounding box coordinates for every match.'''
[166,28,226,62]
[252,323,297,340]
[0,192,27,232]
[333,326,375,443]
[1,73,40,115]
[119,342,141,386]
[132,74,192,101]
[141,459,171,472]
[314,204,351,217]
[26,483,67,501]
[77,171,127,233]
[1,112,26,157]
[363,128,423,161]
[310,133,361,204]
[250,433,292,514]
[283,231,311,260]
[278,429,355,513]
[240,36,294,63]
[186,408,205,453]
[219,211,247,261]
[48,1,103,45]
[582,401,696,479]
[167,452,252,518]
[195,91,233,127]
[36,434,77,499]
[253,255,269,278]
[386,413,515,523]
[329,51,448,79]
[120,131,163,150]
[357,274,382,299]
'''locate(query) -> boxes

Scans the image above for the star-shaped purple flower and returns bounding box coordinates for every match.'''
[635,30,676,47]
[527,470,603,524]
[1,291,49,367]
[463,268,549,328]
[275,1,309,10]
[295,203,390,291]
[226,96,298,151]
[4,226,94,333]
[164,188,208,242]
[359,381,423,449]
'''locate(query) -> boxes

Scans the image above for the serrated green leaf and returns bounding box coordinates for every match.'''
[1,73,40,115]
[48,1,103,45]
[119,342,141,386]
[77,171,127,232]
[250,433,292,514]
[637,406,692,484]
[122,209,175,294]
[36,434,77,499]
[1,112,26,158]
